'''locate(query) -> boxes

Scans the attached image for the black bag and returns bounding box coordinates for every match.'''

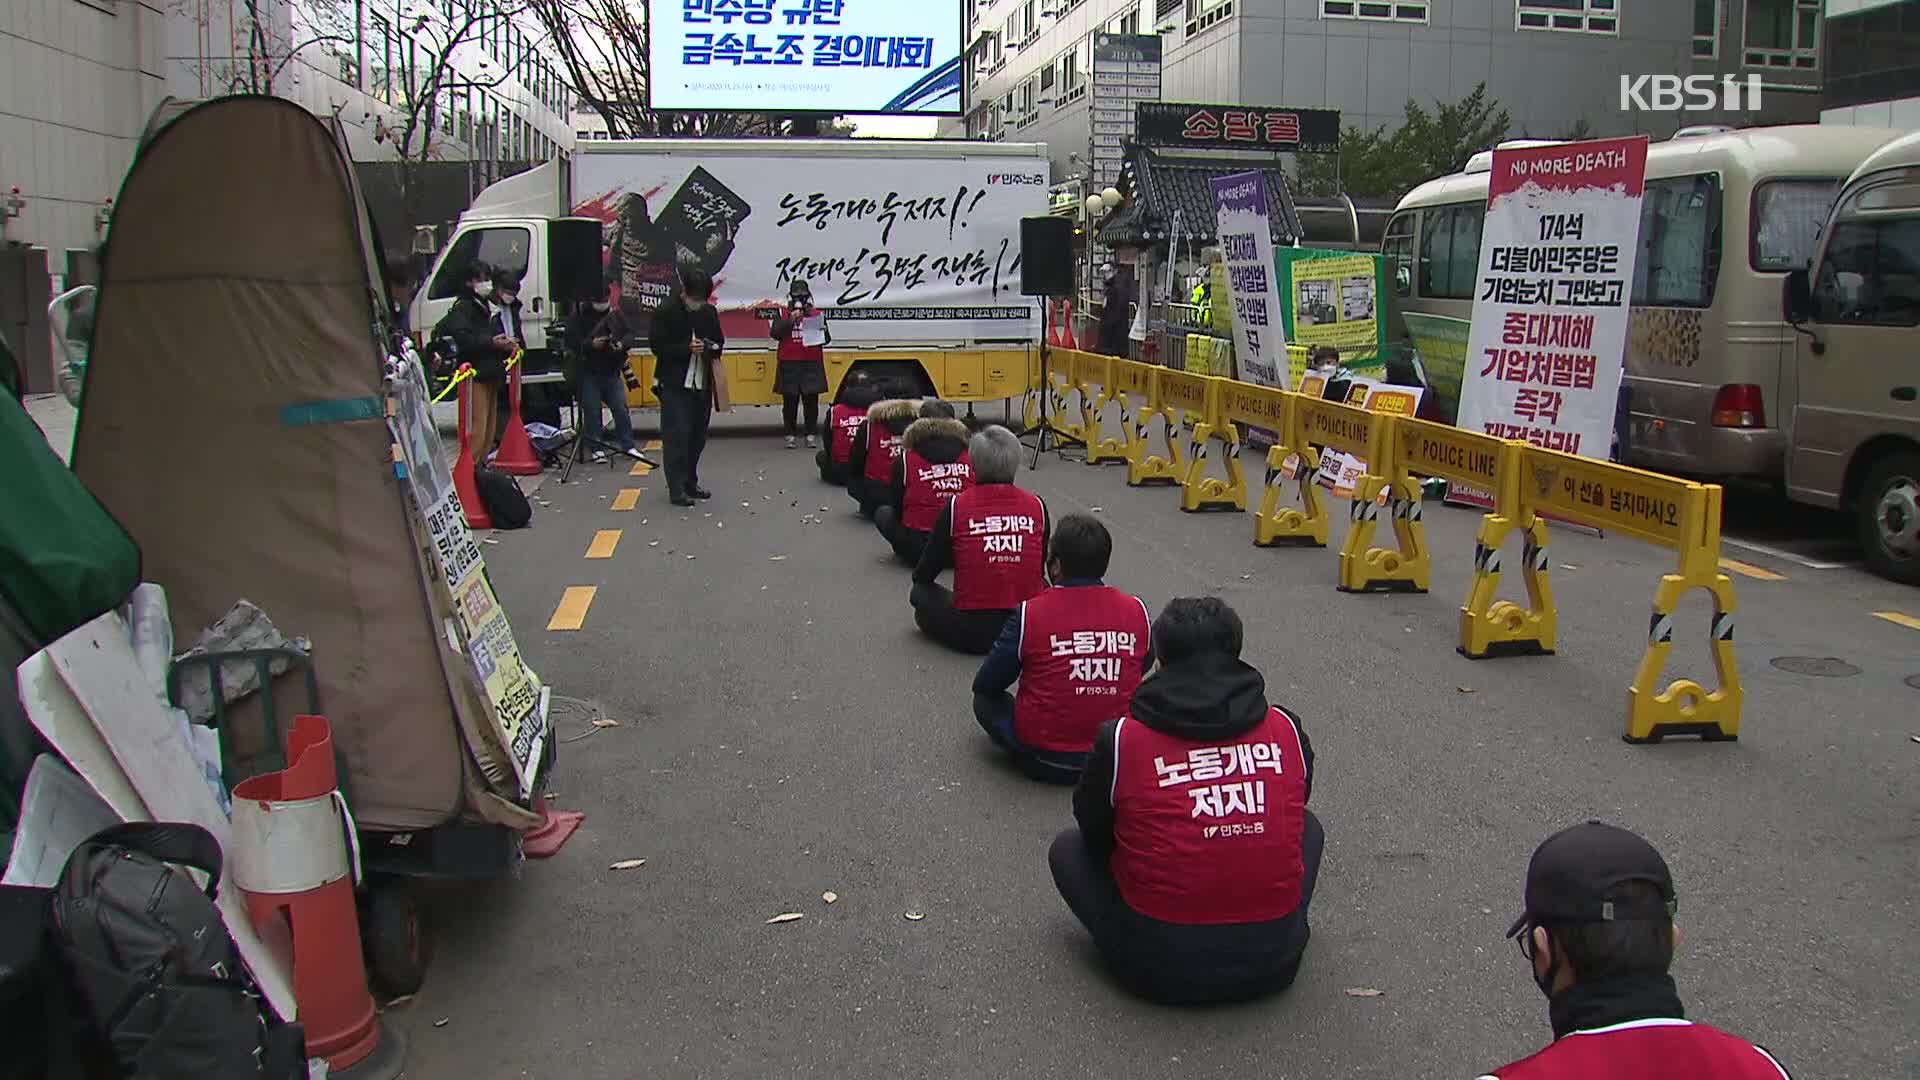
[474,466,533,529]
[49,823,304,1079]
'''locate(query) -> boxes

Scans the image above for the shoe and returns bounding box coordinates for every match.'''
[622,446,644,460]
[589,449,608,464]
[689,486,713,500]
[670,494,696,507]
[804,434,816,449]
[785,435,797,449]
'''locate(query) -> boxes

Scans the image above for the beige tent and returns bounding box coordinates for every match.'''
[73,96,543,834]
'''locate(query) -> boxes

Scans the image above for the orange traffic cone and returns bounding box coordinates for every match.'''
[452,372,492,529]
[231,716,402,1077]
[492,359,542,476]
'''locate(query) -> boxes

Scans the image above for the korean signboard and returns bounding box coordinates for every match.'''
[1209,171,1289,444]
[1276,249,1384,355]
[1090,34,1162,188]
[1457,136,1648,459]
[648,0,962,114]
[1136,102,1341,154]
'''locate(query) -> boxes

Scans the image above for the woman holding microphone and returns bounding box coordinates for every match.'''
[771,279,830,449]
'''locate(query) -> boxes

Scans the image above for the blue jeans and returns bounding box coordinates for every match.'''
[973,691,1088,784]
[578,369,635,452]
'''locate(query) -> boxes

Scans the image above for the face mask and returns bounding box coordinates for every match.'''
[592,302,610,313]
[472,283,492,299]
[791,294,810,307]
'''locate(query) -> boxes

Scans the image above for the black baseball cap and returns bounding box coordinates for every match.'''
[1506,821,1677,939]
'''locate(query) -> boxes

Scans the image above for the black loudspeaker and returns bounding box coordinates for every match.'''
[1020,216,1076,297]
[548,217,605,305]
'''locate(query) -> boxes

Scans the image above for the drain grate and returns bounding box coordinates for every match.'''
[548,694,611,735]
[1770,656,1862,678]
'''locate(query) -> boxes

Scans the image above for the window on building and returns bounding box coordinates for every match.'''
[1693,0,1718,58]
[1023,0,1037,40]
[1752,179,1841,272]
[1059,43,1080,96]
[1040,64,1055,91]
[428,225,532,299]
[1184,0,1229,36]
[1418,202,1485,300]
[1516,0,1618,35]
[1382,211,1417,297]
[1322,1,1429,23]
[1633,174,1720,308]
[1117,5,1141,34]
[1744,0,1820,70]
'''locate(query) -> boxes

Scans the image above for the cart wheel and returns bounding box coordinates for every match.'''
[363,881,429,996]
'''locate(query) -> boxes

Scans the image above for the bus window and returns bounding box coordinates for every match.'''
[1812,216,1920,327]
[1418,202,1484,300]
[1632,174,1719,308]
[1751,179,1840,272]
[426,225,534,299]
[1383,211,1416,297]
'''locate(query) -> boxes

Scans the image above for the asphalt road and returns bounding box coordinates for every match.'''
[389,408,1920,1080]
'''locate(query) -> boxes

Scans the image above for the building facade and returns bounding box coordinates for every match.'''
[942,0,1826,185]
[2,0,573,262]
[1820,0,1920,125]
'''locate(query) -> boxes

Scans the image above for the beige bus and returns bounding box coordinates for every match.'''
[1384,125,1904,482]
[1781,130,1920,585]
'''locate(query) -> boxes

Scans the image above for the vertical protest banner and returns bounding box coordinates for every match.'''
[1457,137,1648,461]
[1210,171,1288,443]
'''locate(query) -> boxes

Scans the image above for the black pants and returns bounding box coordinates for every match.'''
[910,582,1010,655]
[850,477,882,517]
[782,392,820,437]
[817,449,848,485]
[973,691,1087,784]
[873,506,929,566]
[656,386,711,499]
[1049,811,1325,1005]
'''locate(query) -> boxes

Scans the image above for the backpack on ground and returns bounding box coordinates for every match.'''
[474,466,533,529]
[48,822,305,1079]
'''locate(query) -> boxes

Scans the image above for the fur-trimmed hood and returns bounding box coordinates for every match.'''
[867,398,920,434]
[902,416,971,462]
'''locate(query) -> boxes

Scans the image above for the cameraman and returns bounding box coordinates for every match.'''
[568,281,643,462]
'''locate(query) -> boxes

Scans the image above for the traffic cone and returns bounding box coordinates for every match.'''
[231,715,401,1077]
[452,373,492,530]
[522,802,586,860]
[1059,300,1078,350]
[492,359,542,476]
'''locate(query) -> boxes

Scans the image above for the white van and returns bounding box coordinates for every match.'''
[1386,125,1904,481]
[1781,130,1920,585]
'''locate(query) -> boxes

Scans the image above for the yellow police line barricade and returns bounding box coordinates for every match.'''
[1294,394,1429,593]
[1156,368,1244,512]
[1046,348,1086,443]
[1517,448,1742,744]
[1218,381,1325,546]
[1020,347,1045,431]
[1063,350,1126,464]
[1124,362,1186,487]
[1394,419,1555,658]
[1104,357,1154,470]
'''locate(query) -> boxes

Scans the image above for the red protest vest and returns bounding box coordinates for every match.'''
[1109,706,1308,925]
[949,485,1046,611]
[1014,586,1151,753]
[1484,1019,1792,1080]
[828,403,867,463]
[902,449,973,532]
[864,422,904,484]
[776,305,825,363]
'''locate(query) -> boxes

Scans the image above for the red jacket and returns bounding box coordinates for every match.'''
[1482,1019,1793,1080]
[774,304,826,363]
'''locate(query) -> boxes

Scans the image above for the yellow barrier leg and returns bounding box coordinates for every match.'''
[1338,475,1430,593]
[1253,442,1329,547]
[1048,375,1086,441]
[1625,572,1742,743]
[1084,389,1128,465]
[1458,514,1558,658]
[1180,421,1247,512]
[1127,404,1186,486]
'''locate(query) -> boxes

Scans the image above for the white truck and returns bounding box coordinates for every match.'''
[408,137,1052,405]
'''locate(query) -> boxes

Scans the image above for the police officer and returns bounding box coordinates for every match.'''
[910,425,1047,654]
[1482,822,1794,1080]
[846,391,919,518]
[875,400,971,566]
[1049,596,1322,1005]
[973,513,1150,783]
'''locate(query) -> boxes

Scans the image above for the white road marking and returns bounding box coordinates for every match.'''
[1721,536,1853,571]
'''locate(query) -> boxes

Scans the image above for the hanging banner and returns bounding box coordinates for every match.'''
[1456,136,1649,459]
[1209,171,1288,443]
[1276,249,1386,357]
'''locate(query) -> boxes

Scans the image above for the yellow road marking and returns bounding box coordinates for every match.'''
[629,460,652,476]
[643,438,662,451]
[611,488,642,511]
[1873,611,1920,632]
[547,587,597,631]
[1718,557,1786,582]
[585,530,622,559]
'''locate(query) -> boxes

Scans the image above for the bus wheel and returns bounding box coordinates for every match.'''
[1857,449,1920,586]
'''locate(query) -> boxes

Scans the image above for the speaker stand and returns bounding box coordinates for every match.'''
[1021,300,1085,471]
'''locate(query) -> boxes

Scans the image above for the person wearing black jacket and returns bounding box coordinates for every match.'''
[845,393,919,517]
[566,282,643,463]
[431,259,516,463]
[875,401,969,565]
[1096,265,1131,358]
[647,268,725,507]
[1050,596,1324,1005]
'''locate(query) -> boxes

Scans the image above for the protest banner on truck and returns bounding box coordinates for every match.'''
[1210,172,1289,445]
[1276,249,1390,368]
[1456,137,1648,460]
[573,150,1045,346]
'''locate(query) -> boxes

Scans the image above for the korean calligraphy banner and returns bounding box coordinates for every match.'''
[574,147,1045,346]
[1209,171,1288,443]
[1457,136,1648,460]
[648,0,962,114]
[1276,249,1389,360]
[1135,102,1340,154]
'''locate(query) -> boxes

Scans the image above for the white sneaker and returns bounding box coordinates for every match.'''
[804,433,817,449]
[589,449,608,464]
[622,446,644,460]
[785,435,797,449]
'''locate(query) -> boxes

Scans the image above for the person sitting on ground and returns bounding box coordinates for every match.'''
[875,400,972,566]
[973,513,1150,783]
[846,388,919,518]
[910,425,1047,655]
[818,371,880,484]
[1049,597,1322,1006]
[1480,821,1794,1080]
